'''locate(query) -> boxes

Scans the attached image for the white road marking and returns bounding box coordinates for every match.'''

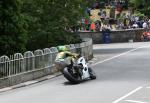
[125,100,148,103]
[92,45,150,66]
[146,87,150,89]
[112,87,143,103]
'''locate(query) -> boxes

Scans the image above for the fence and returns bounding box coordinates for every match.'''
[0,38,93,81]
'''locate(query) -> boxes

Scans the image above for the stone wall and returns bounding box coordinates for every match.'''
[77,28,145,44]
[0,38,93,89]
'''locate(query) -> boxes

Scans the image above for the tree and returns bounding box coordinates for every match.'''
[129,0,150,17]
[22,0,86,50]
[0,0,91,55]
[0,0,27,56]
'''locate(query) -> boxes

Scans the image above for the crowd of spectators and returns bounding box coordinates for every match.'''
[75,0,150,32]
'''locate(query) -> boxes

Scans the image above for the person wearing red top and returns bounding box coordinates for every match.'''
[84,19,88,25]
[90,22,95,31]
[141,31,150,41]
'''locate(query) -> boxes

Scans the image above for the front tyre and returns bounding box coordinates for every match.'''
[62,67,82,84]
[88,67,96,79]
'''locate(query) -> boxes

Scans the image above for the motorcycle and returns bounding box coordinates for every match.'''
[61,56,96,84]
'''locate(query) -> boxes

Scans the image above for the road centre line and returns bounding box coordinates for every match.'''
[112,86,143,103]
[92,45,150,66]
[125,100,148,103]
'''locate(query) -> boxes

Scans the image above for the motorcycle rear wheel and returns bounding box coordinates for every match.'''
[88,67,96,79]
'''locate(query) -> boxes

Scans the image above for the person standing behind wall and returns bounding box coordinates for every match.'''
[90,22,96,31]
[143,21,148,29]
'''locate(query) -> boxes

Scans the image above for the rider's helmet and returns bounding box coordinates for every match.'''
[57,46,68,52]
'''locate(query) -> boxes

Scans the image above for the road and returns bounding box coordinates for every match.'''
[0,42,150,103]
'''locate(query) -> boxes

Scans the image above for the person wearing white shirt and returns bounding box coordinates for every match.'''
[132,23,138,28]
[143,22,147,29]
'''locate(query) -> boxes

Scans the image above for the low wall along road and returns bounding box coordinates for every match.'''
[0,38,93,89]
[78,28,145,44]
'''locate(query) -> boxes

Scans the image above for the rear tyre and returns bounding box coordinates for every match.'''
[88,67,96,79]
[63,67,82,84]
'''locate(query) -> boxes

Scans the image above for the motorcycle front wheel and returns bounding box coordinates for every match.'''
[62,67,82,84]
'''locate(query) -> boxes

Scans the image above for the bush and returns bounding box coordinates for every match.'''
[0,0,27,56]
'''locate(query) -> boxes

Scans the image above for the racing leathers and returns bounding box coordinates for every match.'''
[55,51,79,71]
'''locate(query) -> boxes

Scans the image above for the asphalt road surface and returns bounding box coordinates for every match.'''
[0,42,150,103]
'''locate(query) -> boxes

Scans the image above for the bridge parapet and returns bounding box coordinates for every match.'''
[78,28,145,44]
[0,38,93,89]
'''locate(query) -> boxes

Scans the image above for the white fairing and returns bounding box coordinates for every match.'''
[77,57,90,79]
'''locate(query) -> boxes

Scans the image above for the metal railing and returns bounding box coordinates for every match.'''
[0,38,93,79]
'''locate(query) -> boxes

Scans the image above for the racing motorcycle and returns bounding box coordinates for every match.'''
[61,56,96,84]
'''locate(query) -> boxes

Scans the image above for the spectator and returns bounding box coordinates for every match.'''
[90,22,96,31]
[98,9,103,16]
[132,22,138,28]
[84,18,88,25]
[106,24,112,30]
[148,19,150,28]
[142,22,147,29]
[86,7,91,16]
[95,22,101,31]
[116,3,122,13]
[135,16,139,22]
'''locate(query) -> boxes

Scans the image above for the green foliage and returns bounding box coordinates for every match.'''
[133,11,145,17]
[129,0,150,17]
[0,0,27,56]
[0,0,87,55]
[22,0,83,50]
[129,0,143,8]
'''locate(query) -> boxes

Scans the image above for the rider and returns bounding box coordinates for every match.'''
[55,45,79,71]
